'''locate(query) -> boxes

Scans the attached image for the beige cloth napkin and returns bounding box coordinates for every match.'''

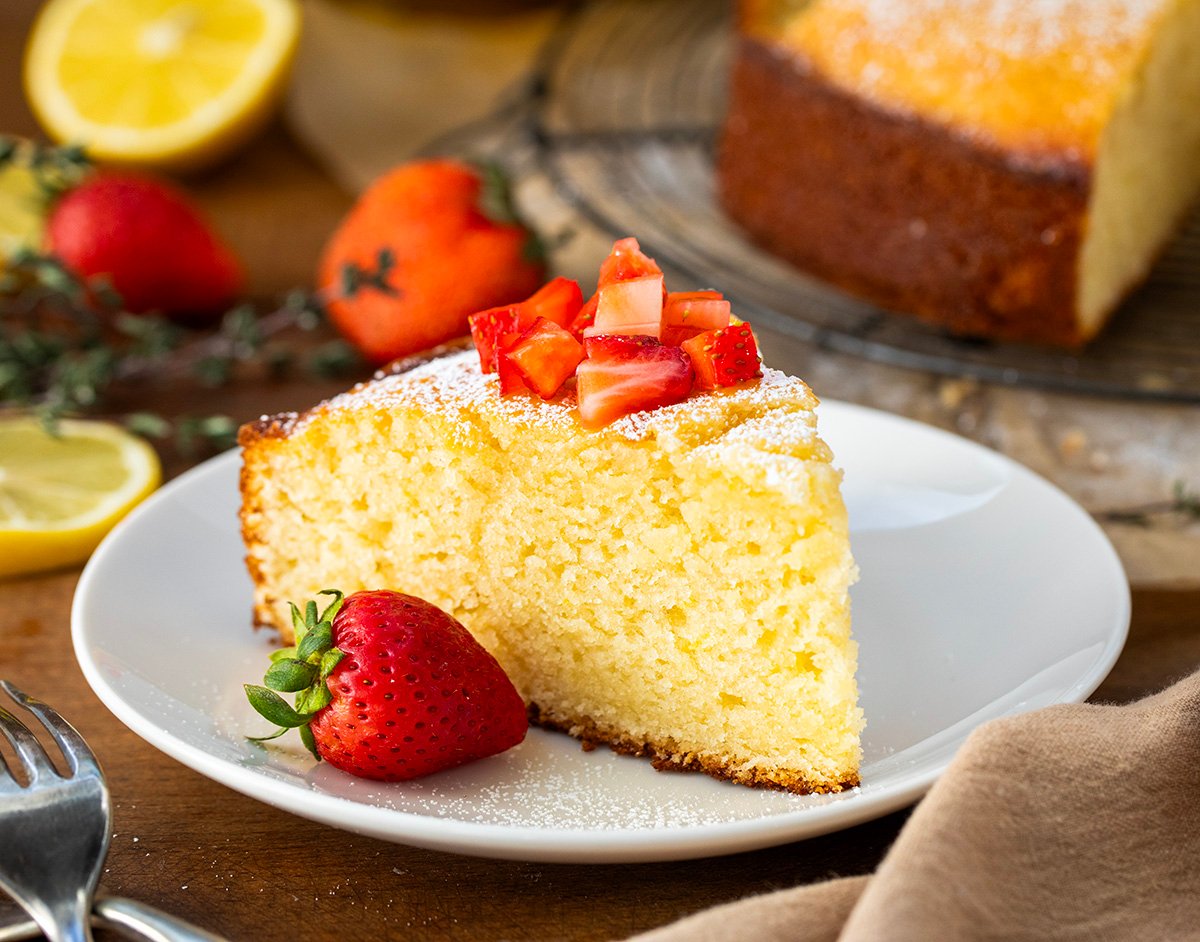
[287,0,560,190]
[634,669,1200,941]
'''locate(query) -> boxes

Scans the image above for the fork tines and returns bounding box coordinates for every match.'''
[0,681,100,787]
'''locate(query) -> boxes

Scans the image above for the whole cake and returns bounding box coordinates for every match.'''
[720,0,1200,346]
[241,244,861,793]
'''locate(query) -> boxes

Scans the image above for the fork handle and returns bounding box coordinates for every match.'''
[0,897,226,942]
[92,897,225,940]
[93,898,226,942]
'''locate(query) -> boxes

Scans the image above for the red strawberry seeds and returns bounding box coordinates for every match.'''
[245,590,527,782]
[682,324,763,391]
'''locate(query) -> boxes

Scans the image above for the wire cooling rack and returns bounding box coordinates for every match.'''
[528,0,1200,402]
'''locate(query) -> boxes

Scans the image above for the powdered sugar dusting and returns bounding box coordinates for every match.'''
[777,0,1172,154]
[293,349,821,449]
[830,0,1164,61]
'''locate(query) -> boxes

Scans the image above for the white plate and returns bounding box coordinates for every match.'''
[73,401,1129,863]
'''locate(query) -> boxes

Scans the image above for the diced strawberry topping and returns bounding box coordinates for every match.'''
[568,292,599,340]
[661,291,730,346]
[505,317,585,399]
[681,323,763,390]
[589,275,665,339]
[598,237,663,286]
[497,346,533,394]
[469,304,532,373]
[664,291,731,331]
[472,239,764,425]
[575,335,694,429]
[522,276,584,328]
[659,325,707,347]
[470,279,582,370]
[669,289,722,302]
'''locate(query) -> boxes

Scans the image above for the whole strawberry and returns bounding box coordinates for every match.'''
[318,160,545,365]
[245,590,528,781]
[46,172,243,324]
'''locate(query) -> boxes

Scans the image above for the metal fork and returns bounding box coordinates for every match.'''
[0,681,109,942]
[0,896,226,942]
[0,684,227,942]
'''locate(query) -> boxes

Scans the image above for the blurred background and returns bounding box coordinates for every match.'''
[1,0,1197,585]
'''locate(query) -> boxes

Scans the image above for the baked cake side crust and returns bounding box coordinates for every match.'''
[718,35,1091,346]
[528,703,860,794]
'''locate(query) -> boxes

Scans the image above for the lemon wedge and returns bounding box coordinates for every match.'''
[23,0,301,172]
[0,416,162,578]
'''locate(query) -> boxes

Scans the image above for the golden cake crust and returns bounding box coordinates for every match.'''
[528,703,860,794]
[739,0,1169,160]
[719,35,1089,345]
[721,0,1199,347]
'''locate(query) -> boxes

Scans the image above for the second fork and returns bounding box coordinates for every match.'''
[0,681,110,942]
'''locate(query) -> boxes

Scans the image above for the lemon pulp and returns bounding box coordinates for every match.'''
[0,416,162,578]
[24,0,301,171]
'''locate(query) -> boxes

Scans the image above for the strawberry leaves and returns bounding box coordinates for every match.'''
[248,590,529,781]
[262,658,315,692]
[245,589,345,759]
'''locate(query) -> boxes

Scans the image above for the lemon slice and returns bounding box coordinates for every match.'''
[0,161,47,264]
[23,0,301,172]
[0,416,162,578]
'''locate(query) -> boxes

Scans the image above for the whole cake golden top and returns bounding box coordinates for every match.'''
[744,0,1173,161]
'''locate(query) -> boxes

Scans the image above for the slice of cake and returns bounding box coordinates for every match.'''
[720,0,1200,346]
[241,241,861,793]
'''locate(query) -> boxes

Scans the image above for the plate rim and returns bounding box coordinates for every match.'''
[71,399,1130,863]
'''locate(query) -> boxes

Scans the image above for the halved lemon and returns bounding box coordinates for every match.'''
[23,0,301,172]
[0,416,162,578]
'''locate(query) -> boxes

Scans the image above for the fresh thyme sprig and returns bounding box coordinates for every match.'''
[0,137,400,454]
[0,136,91,199]
[0,246,394,454]
[1095,481,1200,527]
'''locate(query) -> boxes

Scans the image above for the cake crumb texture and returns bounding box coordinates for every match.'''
[241,351,862,794]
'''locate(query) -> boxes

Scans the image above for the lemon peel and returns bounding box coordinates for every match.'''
[0,416,161,578]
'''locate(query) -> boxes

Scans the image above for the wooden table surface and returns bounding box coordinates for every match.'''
[2,5,1198,940]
